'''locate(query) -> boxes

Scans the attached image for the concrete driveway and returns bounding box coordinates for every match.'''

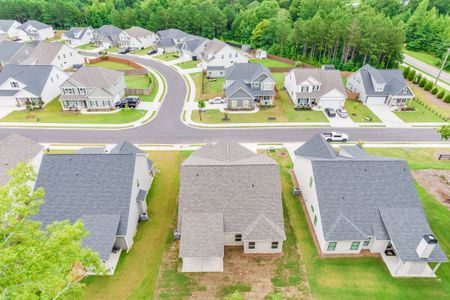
[326,114,358,127]
[0,107,17,119]
[367,104,408,128]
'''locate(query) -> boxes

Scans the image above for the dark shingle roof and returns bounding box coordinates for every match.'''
[81,214,121,260]
[294,134,337,159]
[225,63,275,99]
[359,64,414,97]
[0,64,55,97]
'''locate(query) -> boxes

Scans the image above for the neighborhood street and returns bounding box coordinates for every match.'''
[403,53,450,86]
[0,55,444,144]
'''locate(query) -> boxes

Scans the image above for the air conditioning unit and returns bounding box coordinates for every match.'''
[173,230,181,240]
[293,187,302,196]
[139,212,149,222]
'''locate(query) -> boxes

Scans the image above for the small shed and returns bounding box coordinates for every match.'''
[321,64,336,70]
[255,49,267,59]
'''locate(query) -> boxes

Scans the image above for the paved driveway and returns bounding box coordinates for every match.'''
[367,104,408,128]
[0,107,17,119]
[326,114,358,127]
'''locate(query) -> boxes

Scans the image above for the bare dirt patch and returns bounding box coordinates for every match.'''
[412,169,450,209]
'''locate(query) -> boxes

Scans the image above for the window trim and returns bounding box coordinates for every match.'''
[235,234,242,242]
[350,241,361,250]
[363,240,370,247]
[248,241,255,249]
[327,241,337,251]
[271,241,279,249]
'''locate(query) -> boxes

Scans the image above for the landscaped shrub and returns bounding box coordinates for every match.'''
[407,69,416,81]
[424,82,433,91]
[437,90,445,99]
[444,94,450,103]
[419,78,427,87]
[431,87,439,95]
[295,61,302,67]
[415,73,422,84]
[403,66,411,78]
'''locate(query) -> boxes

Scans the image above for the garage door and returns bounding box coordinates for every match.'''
[0,97,17,108]
[320,98,343,110]
[366,96,386,105]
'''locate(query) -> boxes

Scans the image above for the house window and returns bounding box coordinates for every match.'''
[235,234,242,242]
[350,241,360,250]
[271,242,279,249]
[231,100,237,108]
[50,77,54,83]
[70,52,72,57]
[248,242,255,249]
[10,81,19,88]
[310,205,314,213]
[327,242,337,251]
[313,85,319,91]
[313,215,317,226]
[301,86,308,92]
[243,100,249,108]
[309,176,313,188]
[363,240,370,246]
[56,74,59,79]
[58,55,60,60]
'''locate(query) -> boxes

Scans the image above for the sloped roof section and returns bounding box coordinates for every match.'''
[294,134,337,159]
[359,64,414,97]
[81,214,121,260]
[0,41,34,65]
[21,41,63,65]
[290,68,346,98]
[0,64,54,97]
[125,26,154,38]
[19,20,51,30]
[67,66,123,92]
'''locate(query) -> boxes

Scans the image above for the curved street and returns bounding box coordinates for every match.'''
[0,56,444,144]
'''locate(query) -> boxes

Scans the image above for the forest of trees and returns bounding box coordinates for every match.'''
[0,0,448,71]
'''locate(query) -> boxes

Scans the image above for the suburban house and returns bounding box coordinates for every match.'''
[59,66,125,111]
[0,20,21,38]
[33,141,154,274]
[284,68,346,110]
[293,134,448,277]
[21,41,85,70]
[0,64,68,109]
[201,39,248,70]
[179,36,209,61]
[92,25,124,48]
[346,64,415,108]
[16,20,54,41]
[224,63,276,110]
[178,140,286,272]
[0,40,35,69]
[156,28,192,52]
[121,26,157,50]
[61,27,94,47]
[255,49,267,59]
[0,134,43,186]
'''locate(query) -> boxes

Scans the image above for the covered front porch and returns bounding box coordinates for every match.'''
[388,96,414,110]
[381,250,441,277]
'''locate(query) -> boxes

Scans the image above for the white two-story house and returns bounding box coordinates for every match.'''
[224,63,276,110]
[62,27,94,48]
[120,26,157,51]
[0,64,68,109]
[21,41,85,70]
[59,66,125,111]
[284,68,346,110]
[201,39,248,70]
[346,64,415,109]
[0,20,21,38]
[16,20,54,41]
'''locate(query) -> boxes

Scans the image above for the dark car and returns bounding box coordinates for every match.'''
[147,49,158,55]
[115,96,141,108]
[324,108,336,117]
[119,48,131,54]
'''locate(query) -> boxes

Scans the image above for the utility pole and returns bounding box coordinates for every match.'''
[435,47,450,86]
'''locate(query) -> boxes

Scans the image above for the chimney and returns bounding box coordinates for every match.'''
[416,234,438,258]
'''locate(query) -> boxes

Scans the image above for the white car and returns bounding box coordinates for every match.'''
[322,132,349,142]
[208,97,225,104]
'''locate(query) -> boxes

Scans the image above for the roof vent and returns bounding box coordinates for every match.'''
[252,183,255,188]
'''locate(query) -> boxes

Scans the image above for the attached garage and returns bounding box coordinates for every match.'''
[319,98,344,110]
[365,96,387,105]
[182,257,224,272]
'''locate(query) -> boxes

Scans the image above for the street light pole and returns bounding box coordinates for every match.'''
[434,47,450,86]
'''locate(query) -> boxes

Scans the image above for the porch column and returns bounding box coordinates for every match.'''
[432,263,441,273]
[394,259,402,275]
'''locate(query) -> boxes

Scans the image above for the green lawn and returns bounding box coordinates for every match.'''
[106,47,119,53]
[249,58,293,68]
[88,60,136,70]
[154,52,179,61]
[77,43,98,50]
[395,100,446,123]
[129,71,159,102]
[202,75,224,94]
[190,72,224,101]
[403,49,442,69]
[176,60,199,69]
[365,148,450,170]
[132,47,155,55]
[190,72,203,100]
[342,76,348,85]
[410,85,450,118]
[125,74,150,89]
[275,149,450,300]
[344,100,382,123]
[0,99,146,124]
[83,151,188,299]
[272,72,285,89]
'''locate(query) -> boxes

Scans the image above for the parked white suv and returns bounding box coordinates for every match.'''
[322,132,349,142]
[208,97,225,104]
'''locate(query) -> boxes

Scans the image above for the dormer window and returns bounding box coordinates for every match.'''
[403,87,408,94]
[10,81,19,88]
[253,82,260,88]
[312,85,319,91]
[301,86,308,92]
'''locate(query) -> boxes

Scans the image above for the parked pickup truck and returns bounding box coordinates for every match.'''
[322,132,349,142]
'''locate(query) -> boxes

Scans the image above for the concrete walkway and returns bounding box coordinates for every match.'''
[367,104,410,128]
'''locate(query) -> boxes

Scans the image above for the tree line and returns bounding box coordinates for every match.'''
[0,0,448,71]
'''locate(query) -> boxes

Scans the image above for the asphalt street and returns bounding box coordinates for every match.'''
[0,56,444,144]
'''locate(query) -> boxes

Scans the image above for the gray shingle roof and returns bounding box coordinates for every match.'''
[21,41,63,65]
[124,26,154,39]
[203,39,229,58]
[81,214,120,260]
[359,64,414,97]
[0,134,43,185]
[94,25,123,45]
[33,153,138,235]
[295,135,447,262]
[62,27,92,40]
[180,212,224,257]
[109,141,153,170]
[157,28,190,40]
[0,64,55,97]
[289,68,346,99]
[379,208,447,262]
[66,66,124,92]
[179,140,285,256]
[182,37,208,55]
[19,20,51,30]
[225,63,275,99]
[157,38,175,48]
[0,20,19,32]
[0,41,34,65]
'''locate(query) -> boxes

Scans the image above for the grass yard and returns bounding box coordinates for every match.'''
[88,60,136,70]
[154,52,179,61]
[176,60,199,69]
[125,74,150,89]
[130,71,159,102]
[106,47,119,53]
[410,85,450,118]
[274,148,450,300]
[83,151,189,300]
[133,47,155,55]
[202,75,224,94]
[77,43,98,50]
[344,100,382,123]
[394,100,446,123]
[249,58,293,68]
[190,72,203,100]
[365,148,450,170]
[0,99,146,124]
[403,49,443,69]
[272,72,286,89]
[190,72,224,101]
